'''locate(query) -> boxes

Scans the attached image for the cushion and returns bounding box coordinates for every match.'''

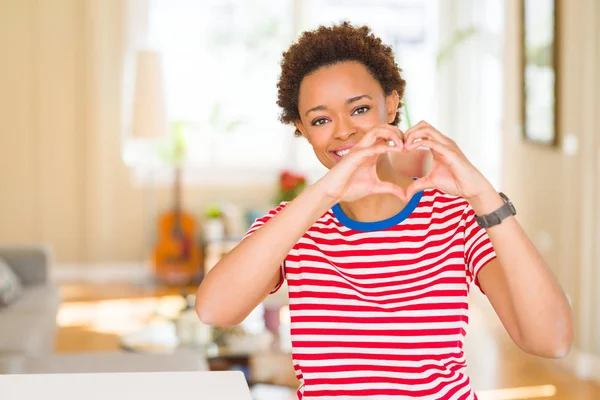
[7,283,61,313]
[0,256,23,307]
[0,354,26,374]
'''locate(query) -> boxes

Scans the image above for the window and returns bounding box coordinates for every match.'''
[122,0,440,185]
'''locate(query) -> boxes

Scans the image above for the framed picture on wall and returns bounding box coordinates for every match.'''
[521,0,559,146]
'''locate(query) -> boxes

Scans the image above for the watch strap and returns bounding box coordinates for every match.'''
[475,192,516,228]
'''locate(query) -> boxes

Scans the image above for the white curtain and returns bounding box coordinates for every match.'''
[436,0,504,189]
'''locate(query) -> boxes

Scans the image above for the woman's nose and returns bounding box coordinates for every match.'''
[333,116,356,141]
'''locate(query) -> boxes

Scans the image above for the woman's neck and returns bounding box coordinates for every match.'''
[338,155,414,223]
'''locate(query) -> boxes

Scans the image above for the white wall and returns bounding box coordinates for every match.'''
[503,0,600,366]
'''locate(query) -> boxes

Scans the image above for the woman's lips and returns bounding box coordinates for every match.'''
[333,148,351,157]
[330,143,356,159]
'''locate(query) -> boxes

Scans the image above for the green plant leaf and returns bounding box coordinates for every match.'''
[156,120,189,166]
[204,204,222,219]
[225,119,245,133]
[436,27,479,69]
[209,102,222,128]
[402,100,412,129]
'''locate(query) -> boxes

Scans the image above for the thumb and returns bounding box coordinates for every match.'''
[405,176,433,200]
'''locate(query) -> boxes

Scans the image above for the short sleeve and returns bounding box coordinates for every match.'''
[462,205,497,294]
[242,202,289,294]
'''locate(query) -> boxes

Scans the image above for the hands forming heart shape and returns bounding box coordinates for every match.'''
[320,120,495,205]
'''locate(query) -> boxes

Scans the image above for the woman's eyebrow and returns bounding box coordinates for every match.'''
[346,94,373,104]
[305,94,373,116]
[305,104,327,116]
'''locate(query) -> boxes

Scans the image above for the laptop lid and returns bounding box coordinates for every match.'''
[0,370,253,400]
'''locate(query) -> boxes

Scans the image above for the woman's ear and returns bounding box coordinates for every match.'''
[294,121,308,140]
[386,90,400,124]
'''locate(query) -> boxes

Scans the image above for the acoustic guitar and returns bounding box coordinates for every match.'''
[152,166,202,285]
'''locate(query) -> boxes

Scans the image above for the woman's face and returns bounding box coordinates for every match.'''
[295,61,399,170]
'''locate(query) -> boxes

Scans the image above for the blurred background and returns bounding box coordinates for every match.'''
[0,0,599,399]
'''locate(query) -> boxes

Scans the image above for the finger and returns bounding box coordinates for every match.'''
[361,142,404,158]
[372,181,406,200]
[346,142,403,166]
[405,176,434,200]
[368,125,404,149]
[405,139,454,158]
[404,125,453,148]
[408,121,449,141]
[356,125,404,150]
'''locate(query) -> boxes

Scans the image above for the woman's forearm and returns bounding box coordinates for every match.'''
[195,181,337,327]
[469,189,573,356]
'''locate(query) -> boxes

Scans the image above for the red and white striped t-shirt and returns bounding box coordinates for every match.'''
[245,188,496,399]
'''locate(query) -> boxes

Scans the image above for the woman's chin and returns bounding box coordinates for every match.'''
[315,154,339,169]
[328,157,343,168]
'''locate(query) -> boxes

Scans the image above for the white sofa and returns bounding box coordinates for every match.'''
[0,245,209,375]
[0,245,61,372]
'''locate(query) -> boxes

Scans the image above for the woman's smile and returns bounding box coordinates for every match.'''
[330,142,357,159]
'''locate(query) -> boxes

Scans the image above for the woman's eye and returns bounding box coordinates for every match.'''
[312,118,328,126]
[353,106,370,115]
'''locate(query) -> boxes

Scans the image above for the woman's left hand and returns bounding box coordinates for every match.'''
[402,121,494,202]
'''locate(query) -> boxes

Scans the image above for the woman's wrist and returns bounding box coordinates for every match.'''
[466,187,504,216]
[313,179,341,210]
[309,178,342,210]
[283,179,340,225]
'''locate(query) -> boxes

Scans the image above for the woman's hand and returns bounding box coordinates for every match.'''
[316,124,405,203]
[403,121,494,202]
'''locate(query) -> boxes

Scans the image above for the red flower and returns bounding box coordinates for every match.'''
[278,170,306,192]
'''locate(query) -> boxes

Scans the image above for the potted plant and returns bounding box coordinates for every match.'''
[203,204,225,243]
[274,170,307,205]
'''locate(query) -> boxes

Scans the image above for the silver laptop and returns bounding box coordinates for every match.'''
[0,370,253,400]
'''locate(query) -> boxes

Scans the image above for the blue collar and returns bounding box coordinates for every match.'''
[332,190,423,232]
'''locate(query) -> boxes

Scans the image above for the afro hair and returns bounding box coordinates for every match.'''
[276,21,407,136]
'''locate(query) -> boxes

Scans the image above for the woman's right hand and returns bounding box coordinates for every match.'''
[316,124,406,203]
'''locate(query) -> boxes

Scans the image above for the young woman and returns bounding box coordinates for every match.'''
[195,22,573,399]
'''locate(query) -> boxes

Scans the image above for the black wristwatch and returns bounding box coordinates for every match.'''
[475,192,517,228]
